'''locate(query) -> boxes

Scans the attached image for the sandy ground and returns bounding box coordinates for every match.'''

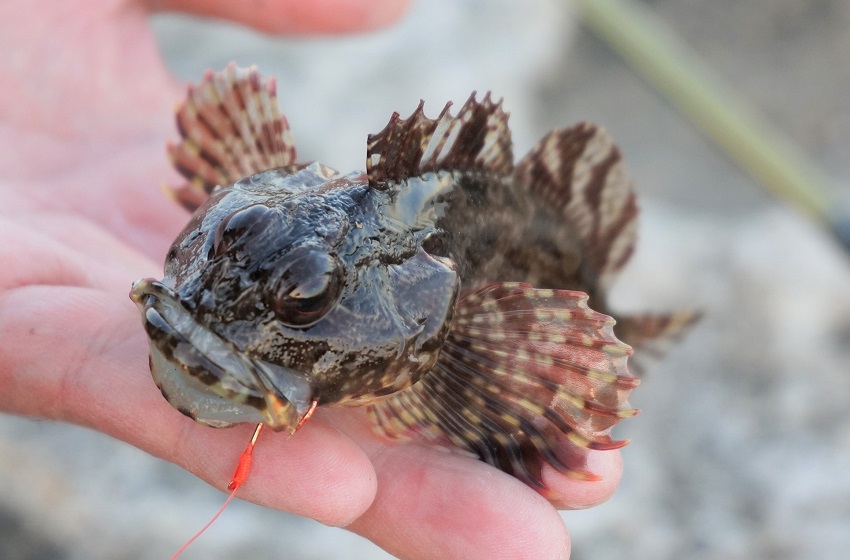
[2,1,849,559]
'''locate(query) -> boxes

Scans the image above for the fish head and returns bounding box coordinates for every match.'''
[131,164,459,432]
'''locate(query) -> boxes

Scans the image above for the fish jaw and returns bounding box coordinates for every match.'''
[130,278,314,433]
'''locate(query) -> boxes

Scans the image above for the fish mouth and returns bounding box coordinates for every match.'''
[130,278,314,433]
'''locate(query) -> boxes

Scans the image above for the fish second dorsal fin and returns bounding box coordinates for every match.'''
[515,124,638,293]
[366,282,637,489]
[366,93,513,190]
[514,125,702,370]
[167,64,298,212]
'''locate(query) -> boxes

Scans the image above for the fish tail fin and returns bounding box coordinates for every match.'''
[615,310,701,376]
[167,63,298,212]
[367,282,638,489]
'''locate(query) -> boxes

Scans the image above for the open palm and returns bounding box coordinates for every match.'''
[0,1,622,558]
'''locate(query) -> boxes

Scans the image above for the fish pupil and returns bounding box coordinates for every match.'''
[273,249,343,328]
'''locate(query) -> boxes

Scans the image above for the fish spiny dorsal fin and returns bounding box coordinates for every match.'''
[367,282,638,488]
[615,310,702,377]
[366,93,513,190]
[167,63,297,212]
[515,123,638,292]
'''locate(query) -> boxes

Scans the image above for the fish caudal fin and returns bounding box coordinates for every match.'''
[615,310,702,377]
[367,282,638,488]
[515,124,638,293]
[366,93,513,189]
[167,63,298,212]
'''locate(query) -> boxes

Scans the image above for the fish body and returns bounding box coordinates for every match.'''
[131,65,693,487]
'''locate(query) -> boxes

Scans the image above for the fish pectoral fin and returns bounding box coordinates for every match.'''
[615,310,702,377]
[366,282,638,489]
[515,124,638,292]
[366,93,513,190]
[167,63,298,211]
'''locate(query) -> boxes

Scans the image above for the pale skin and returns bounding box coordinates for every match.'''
[0,1,624,558]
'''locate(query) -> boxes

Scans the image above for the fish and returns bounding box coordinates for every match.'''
[130,64,695,488]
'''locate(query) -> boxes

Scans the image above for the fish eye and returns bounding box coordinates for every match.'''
[273,249,343,327]
[212,204,277,257]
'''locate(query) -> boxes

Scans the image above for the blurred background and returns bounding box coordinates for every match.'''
[2,0,850,558]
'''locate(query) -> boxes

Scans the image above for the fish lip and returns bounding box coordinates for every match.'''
[130,278,314,432]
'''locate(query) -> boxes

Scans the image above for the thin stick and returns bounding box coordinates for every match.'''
[575,0,841,231]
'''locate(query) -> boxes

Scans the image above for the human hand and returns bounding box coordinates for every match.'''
[0,1,623,558]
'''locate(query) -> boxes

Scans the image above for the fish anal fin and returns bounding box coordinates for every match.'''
[366,93,513,190]
[366,282,638,489]
[167,63,298,212]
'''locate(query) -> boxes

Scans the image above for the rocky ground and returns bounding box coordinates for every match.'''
[2,1,849,559]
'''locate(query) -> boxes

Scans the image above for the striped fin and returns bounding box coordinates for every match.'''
[366,282,638,489]
[515,123,638,292]
[167,63,298,212]
[366,93,513,189]
[615,310,701,377]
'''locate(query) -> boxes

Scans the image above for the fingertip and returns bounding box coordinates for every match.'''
[545,450,624,510]
[149,0,411,35]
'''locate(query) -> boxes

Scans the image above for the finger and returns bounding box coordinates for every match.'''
[543,450,624,510]
[147,0,411,34]
[350,443,571,560]
[326,412,571,560]
[49,145,191,260]
[325,394,623,512]
[163,417,378,527]
[0,286,377,526]
[0,216,161,294]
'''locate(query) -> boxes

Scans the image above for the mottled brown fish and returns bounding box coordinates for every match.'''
[130,64,694,488]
